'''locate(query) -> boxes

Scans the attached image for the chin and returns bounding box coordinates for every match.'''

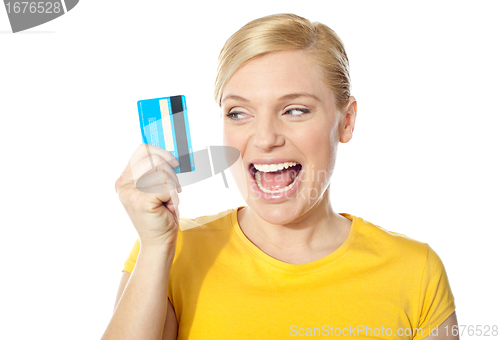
[251,202,303,225]
[247,182,331,225]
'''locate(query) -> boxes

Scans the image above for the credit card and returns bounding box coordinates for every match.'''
[137,95,195,173]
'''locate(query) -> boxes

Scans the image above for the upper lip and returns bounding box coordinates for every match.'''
[249,158,301,165]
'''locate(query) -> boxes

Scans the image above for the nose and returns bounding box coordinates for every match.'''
[252,113,285,151]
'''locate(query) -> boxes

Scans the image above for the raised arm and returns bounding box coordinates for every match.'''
[101,143,182,340]
[112,271,179,340]
[102,248,177,339]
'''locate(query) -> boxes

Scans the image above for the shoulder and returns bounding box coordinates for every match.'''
[342,214,454,305]
[343,213,432,267]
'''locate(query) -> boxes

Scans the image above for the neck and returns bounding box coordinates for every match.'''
[239,185,348,253]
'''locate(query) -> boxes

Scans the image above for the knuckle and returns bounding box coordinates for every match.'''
[136,143,146,154]
[129,190,141,203]
[150,154,161,165]
[117,185,128,203]
[169,190,179,203]
[127,191,144,212]
[115,177,122,192]
[153,154,168,168]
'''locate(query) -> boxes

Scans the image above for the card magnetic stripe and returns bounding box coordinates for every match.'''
[181,95,195,171]
[169,95,193,173]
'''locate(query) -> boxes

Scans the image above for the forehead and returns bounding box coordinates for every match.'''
[223,50,332,103]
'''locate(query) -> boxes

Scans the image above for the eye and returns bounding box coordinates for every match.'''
[225,111,247,120]
[284,108,310,117]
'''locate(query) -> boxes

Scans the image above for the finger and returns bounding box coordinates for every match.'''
[138,183,176,194]
[118,161,132,191]
[135,168,168,189]
[130,154,171,184]
[158,162,182,193]
[118,143,180,195]
[132,178,175,205]
[136,170,178,194]
[134,158,181,193]
[130,143,179,170]
[165,186,180,218]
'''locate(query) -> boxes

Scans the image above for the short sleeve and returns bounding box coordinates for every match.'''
[122,237,141,273]
[414,245,456,340]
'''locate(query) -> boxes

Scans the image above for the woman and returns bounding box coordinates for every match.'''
[103,13,457,340]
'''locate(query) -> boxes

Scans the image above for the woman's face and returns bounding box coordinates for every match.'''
[222,50,346,225]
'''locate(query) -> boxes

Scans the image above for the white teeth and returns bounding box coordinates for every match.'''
[253,162,298,172]
[254,168,300,194]
[252,162,301,194]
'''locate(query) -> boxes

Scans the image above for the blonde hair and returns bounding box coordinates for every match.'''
[214,13,351,119]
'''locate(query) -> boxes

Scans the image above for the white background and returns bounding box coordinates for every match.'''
[1,1,499,339]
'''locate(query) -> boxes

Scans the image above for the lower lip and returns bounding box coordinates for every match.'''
[249,167,303,201]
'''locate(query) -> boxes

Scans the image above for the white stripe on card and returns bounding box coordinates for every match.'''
[159,99,175,152]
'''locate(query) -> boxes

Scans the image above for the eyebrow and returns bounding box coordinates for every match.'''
[221,92,322,104]
[222,95,250,103]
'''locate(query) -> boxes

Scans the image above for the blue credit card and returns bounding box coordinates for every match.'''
[137,95,195,173]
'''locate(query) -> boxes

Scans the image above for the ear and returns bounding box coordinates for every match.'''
[339,96,357,143]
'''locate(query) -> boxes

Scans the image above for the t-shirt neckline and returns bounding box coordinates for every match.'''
[230,206,358,272]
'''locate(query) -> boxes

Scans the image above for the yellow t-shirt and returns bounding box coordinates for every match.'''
[123,206,455,339]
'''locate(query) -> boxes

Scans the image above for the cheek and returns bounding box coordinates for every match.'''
[299,125,335,160]
[223,127,248,169]
[223,128,242,150]
[295,124,337,187]
[223,128,250,200]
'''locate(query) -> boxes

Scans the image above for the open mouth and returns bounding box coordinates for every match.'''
[249,162,302,194]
